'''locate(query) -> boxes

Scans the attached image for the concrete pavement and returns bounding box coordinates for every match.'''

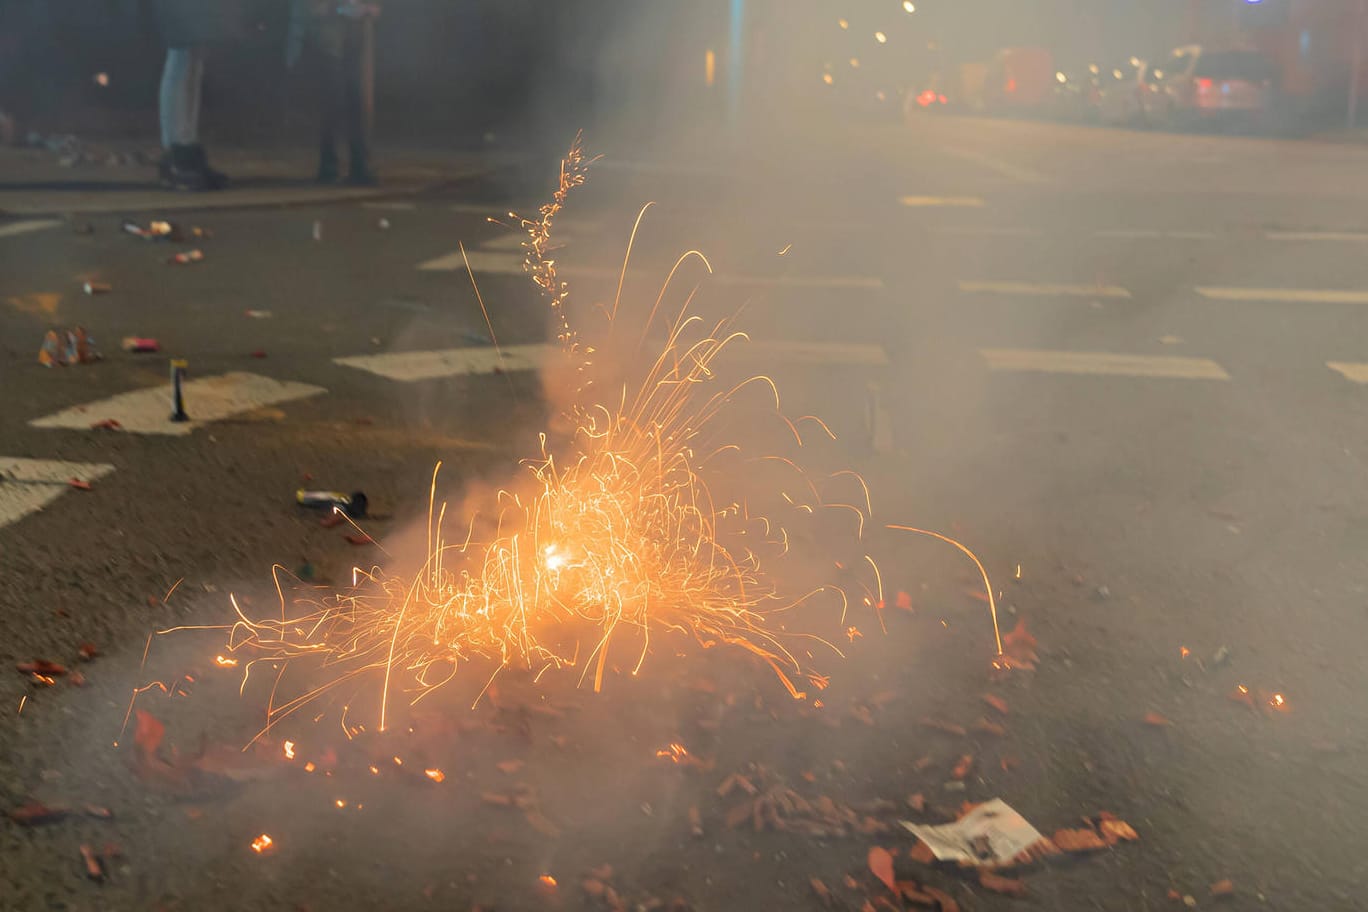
[4,116,1368,909]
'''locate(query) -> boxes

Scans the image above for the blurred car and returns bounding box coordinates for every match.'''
[1141,45,1277,129]
[1047,66,1103,122]
[1096,60,1147,126]
[983,47,1056,114]
[904,70,952,117]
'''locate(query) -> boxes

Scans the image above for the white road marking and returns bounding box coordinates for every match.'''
[1195,286,1368,304]
[1092,228,1216,240]
[959,280,1132,299]
[0,219,64,238]
[1328,362,1368,383]
[1094,228,1162,239]
[931,226,1041,238]
[361,200,417,211]
[0,458,114,531]
[335,344,550,381]
[899,195,986,208]
[29,373,326,435]
[337,338,888,382]
[939,146,1048,184]
[980,348,1229,380]
[1265,230,1368,242]
[419,249,883,289]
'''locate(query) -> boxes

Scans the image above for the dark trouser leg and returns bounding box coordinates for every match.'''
[341,21,374,184]
[315,43,343,182]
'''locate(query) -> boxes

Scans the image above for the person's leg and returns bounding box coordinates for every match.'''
[340,20,374,184]
[314,38,342,182]
[159,48,192,149]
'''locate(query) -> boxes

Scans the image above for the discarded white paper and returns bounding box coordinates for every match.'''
[900,798,1044,866]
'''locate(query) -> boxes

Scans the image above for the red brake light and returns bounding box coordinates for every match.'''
[1195,77,1213,90]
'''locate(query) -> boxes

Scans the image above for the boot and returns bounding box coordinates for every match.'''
[316,142,340,184]
[345,140,377,186]
[166,143,209,191]
[187,144,229,190]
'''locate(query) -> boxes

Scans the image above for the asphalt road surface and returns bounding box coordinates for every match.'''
[5,114,1368,910]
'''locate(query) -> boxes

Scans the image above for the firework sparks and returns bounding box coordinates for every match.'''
[150,136,996,743]
[250,834,274,854]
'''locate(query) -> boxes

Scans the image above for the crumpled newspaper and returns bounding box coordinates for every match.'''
[900,798,1045,866]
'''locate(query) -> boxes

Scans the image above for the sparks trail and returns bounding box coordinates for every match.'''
[144,136,995,741]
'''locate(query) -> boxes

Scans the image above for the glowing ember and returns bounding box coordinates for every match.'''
[539,874,558,889]
[655,743,689,763]
[283,740,296,760]
[1179,647,1190,659]
[335,799,347,808]
[214,655,238,668]
[250,834,273,854]
[303,762,316,773]
[1270,692,1287,709]
[424,768,446,783]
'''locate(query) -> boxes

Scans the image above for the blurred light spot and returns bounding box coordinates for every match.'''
[94,72,109,87]
[849,57,860,68]
[704,49,716,86]
[822,73,834,85]
[1055,71,1067,83]
[874,31,887,44]
[903,1,916,11]
[838,18,849,29]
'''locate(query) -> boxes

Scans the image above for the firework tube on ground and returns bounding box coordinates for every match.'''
[296,489,368,519]
[169,359,189,422]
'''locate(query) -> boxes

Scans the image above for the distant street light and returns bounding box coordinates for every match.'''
[874,31,887,43]
[903,1,916,12]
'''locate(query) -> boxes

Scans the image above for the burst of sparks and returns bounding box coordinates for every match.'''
[150,136,998,742]
[655,742,689,763]
[424,768,446,783]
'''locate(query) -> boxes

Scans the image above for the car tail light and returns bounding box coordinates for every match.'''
[938,94,947,104]
[1195,77,1213,90]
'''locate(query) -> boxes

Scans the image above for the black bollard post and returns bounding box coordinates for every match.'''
[169,358,189,422]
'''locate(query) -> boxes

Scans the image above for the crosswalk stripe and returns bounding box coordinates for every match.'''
[1265,231,1368,242]
[980,348,1230,380]
[1195,286,1368,304]
[932,226,1040,237]
[336,338,889,382]
[419,249,884,289]
[0,458,114,531]
[1328,362,1368,383]
[899,195,986,208]
[29,372,326,435]
[335,344,550,381]
[0,219,63,238]
[959,280,1132,299]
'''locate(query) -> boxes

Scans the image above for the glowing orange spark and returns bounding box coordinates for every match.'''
[335,799,347,808]
[846,626,863,641]
[1270,692,1287,709]
[424,768,446,783]
[304,762,316,773]
[655,743,689,763]
[250,834,273,854]
[1179,647,1190,659]
[214,655,238,668]
[539,874,558,889]
[283,740,295,760]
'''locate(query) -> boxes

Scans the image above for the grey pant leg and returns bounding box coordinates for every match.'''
[159,48,205,148]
